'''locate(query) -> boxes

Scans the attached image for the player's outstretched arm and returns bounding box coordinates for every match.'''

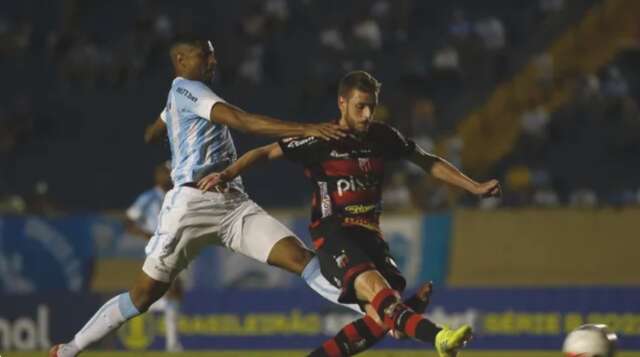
[144,117,167,144]
[197,142,284,191]
[408,145,501,197]
[211,102,346,140]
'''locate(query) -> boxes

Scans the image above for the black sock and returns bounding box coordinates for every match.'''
[371,288,441,344]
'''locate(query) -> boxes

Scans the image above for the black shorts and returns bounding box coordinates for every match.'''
[310,217,406,305]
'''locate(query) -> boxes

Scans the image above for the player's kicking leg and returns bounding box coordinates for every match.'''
[49,271,171,357]
[308,281,434,356]
[310,270,471,357]
[305,222,471,357]
[263,230,447,355]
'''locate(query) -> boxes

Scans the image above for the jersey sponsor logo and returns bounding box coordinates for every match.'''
[336,176,379,196]
[285,136,316,148]
[343,217,380,232]
[176,87,198,102]
[318,181,332,217]
[328,149,374,159]
[329,150,350,158]
[344,204,377,215]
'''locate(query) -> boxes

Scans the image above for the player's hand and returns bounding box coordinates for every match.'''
[415,281,433,305]
[303,123,347,141]
[472,179,501,198]
[197,172,229,192]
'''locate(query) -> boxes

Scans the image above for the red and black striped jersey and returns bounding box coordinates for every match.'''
[278,122,415,233]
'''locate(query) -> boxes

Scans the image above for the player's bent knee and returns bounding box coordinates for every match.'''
[130,272,171,312]
[354,270,392,302]
[267,236,314,274]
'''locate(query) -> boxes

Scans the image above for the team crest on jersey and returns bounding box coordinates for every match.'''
[358,158,372,172]
[334,250,350,269]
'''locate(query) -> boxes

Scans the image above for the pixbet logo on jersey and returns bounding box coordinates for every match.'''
[336,176,378,196]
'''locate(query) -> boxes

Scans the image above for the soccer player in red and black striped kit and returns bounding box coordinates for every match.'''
[199,71,501,357]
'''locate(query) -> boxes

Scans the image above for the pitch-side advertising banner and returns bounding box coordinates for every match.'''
[111,287,640,351]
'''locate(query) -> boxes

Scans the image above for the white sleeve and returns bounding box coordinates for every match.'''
[126,206,142,222]
[175,80,225,120]
[159,108,167,123]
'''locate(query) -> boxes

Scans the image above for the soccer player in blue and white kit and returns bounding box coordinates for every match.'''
[125,162,183,352]
[125,162,171,238]
[49,37,357,356]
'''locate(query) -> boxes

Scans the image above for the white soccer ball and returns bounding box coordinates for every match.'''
[562,324,618,357]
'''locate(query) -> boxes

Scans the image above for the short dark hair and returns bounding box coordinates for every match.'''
[338,71,381,99]
[171,34,208,49]
[169,35,213,59]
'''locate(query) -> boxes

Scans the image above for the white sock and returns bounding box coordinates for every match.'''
[164,298,181,350]
[71,292,141,351]
[301,256,361,313]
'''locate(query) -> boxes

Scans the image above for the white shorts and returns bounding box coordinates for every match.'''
[143,186,300,282]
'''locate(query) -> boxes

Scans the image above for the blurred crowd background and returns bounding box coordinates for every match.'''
[2,0,639,214]
[2,0,640,353]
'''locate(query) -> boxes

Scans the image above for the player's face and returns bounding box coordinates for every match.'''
[339,89,377,134]
[184,42,217,82]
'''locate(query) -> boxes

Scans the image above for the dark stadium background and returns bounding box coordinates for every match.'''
[1,0,639,355]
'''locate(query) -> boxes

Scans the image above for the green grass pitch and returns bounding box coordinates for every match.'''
[9,351,640,357]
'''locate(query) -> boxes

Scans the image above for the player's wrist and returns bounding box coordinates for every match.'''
[220,170,233,182]
[468,182,482,195]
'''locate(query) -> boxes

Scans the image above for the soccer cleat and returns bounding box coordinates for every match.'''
[48,343,79,357]
[48,344,61,357]
[435,325,473,357]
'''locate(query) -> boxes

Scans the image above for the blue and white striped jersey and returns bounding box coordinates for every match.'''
[160,77,244,191]
[126,187,165,235]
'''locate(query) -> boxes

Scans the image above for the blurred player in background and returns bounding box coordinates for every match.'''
[125,161,183,352]
[200,71,501,356]
[49,36,363,357]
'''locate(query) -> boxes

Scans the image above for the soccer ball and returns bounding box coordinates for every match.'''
[562,324,618,357]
